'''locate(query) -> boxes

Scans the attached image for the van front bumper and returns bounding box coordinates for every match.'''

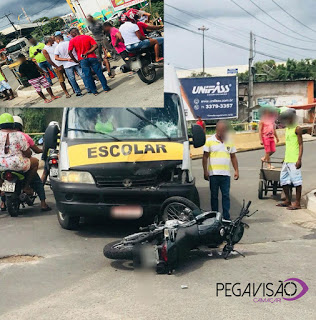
[50,179,199,219]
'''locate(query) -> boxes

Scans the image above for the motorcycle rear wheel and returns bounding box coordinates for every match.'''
[103,240,135,260]
[137,65,156,84]
[7,195,20,217]
[160,196,200,222]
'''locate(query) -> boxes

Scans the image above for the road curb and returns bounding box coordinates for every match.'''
[191,137,316,160]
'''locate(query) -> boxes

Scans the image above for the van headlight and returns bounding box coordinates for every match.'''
[60,171,95,184]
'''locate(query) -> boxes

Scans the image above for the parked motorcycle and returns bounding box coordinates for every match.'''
[123,30,164,84]
[103,197,256,274]
[47,149,59,178]
[1,171,37,217]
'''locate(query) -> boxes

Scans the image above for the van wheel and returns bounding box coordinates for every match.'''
[57,211,80,230]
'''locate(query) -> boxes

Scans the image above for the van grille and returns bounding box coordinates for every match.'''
[95,176,157,188]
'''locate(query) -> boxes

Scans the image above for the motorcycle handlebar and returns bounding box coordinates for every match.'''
[245,201,251,211]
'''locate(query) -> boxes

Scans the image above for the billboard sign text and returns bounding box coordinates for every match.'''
[180,76,238,120]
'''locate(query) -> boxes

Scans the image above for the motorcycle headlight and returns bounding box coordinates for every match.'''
[60,171,95,184]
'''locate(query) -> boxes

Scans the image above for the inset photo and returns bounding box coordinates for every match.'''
[0,0,164,108]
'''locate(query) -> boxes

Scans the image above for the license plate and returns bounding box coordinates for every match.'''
[2,181,16,192]
[50,167,58,177]
[111,205,143,219]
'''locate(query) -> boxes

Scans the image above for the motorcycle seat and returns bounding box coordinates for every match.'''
[195,211,222,223]
[126,47,151,54]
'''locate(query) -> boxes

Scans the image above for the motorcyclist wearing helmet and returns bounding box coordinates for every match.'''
[0,113,38,195]
[1,116,52,212]
[41,121,60,185]
[119,9,163,63]
[13,116,43,154]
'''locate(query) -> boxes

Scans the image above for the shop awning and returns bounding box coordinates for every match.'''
[287,103,316,110]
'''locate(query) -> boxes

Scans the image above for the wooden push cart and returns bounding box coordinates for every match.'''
[258,158,283,199]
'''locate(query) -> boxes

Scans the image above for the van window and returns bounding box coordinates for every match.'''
[66,98,185,141]
[6,41,26,53]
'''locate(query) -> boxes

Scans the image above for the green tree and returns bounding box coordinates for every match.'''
[189,71,212,78]
[0,32,10,47]
[31,17,65,40]
[238,59,316,82]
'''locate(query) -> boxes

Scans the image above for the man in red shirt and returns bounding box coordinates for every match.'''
[196,116,206,133]
[68,27,110,95]
[136,21,164,37]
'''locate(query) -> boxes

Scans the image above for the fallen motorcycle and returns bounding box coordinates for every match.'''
[1,171,37,217]
[103,197,256,274]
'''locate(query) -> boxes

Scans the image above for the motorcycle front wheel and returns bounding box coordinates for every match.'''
[160,196,200,222]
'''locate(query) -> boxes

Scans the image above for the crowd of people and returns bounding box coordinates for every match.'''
[201,108,303,220]
[0,7,163,103]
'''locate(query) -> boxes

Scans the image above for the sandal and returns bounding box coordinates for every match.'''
[41,206,52,212]
[287,205,301,210]
[276,202,290,207]
[44,99,52,103]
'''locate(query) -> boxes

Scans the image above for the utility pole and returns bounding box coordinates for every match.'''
[0,13,17,32]
[198,26,209,76]
[248,31,254,123]
[75,0,87,19]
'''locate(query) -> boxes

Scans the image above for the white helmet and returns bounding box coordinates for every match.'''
[13,116,23,126]
[49,121,60,131]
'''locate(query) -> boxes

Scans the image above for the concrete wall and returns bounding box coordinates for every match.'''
[239,80,314,123]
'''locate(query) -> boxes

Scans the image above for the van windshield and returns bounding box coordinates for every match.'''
[6,41,26,53]
[66,94,185,141]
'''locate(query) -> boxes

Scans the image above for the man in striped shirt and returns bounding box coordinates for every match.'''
[202,121,239,220]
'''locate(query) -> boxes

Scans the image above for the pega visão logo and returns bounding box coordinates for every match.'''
[192,82,231,95]
[216,278,308,303]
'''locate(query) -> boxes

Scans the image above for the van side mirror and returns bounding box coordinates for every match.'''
[191,124,206,148]
[43,123,60,154]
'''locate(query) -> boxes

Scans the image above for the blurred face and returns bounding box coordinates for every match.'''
[29,38,37,46]
[216,122,228,140]
[18,56,26,63]
[70,29,79,38]
[87,16,94,23]
[55,36,63,44]
[103,25,111,34]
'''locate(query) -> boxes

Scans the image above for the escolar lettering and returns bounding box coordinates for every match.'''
[87,144,167,159]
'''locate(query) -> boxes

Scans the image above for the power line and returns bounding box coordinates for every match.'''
[248,0,316,41]
[272,0,316,33]
[0,13,17,32]
[165,10,307,60]
[230,0,316,43]
[165,20,289,61]
[165,3,314,56]
[255,34,316,52]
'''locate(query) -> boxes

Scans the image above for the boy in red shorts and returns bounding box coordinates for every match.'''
[259,108,279,169]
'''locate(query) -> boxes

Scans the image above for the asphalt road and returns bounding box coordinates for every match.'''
[0,142,315,320]
[2,59,164,108]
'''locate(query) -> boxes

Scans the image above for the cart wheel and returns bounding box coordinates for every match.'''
[273,182,278,195]
[264,181,268,196]
[258,180,264,199]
